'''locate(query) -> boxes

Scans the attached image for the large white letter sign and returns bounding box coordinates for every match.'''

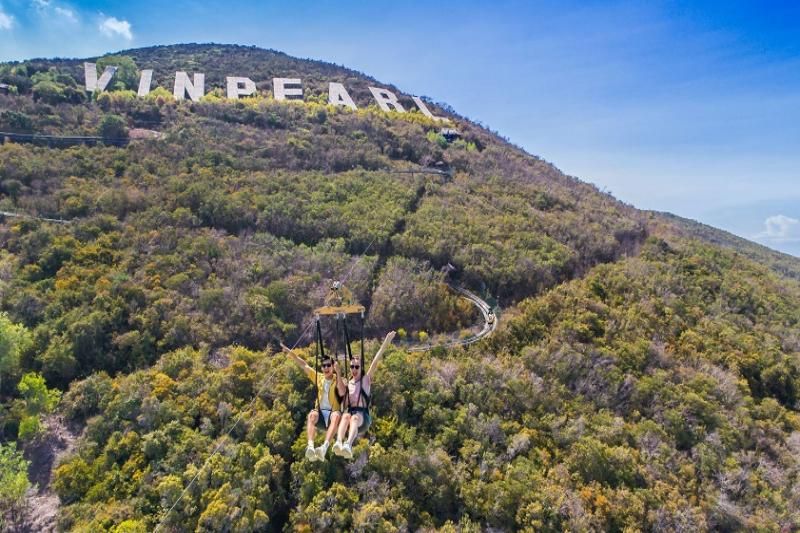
[174,72,205,101]
[84,62,117,92]
[369,87,405,112]
[227,77,256,99]
[328,82,357,110]
[411,96,446,121]
[137,69,153,97]
[273,78,303,101]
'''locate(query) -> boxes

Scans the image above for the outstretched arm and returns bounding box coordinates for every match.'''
[366,331,396,380]
[281,343,313,375]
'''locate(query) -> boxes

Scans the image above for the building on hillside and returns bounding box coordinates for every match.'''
[0,83,11,95]
[440,128,461,142]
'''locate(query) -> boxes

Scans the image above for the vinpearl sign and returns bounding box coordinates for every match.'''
[84,63,447,121]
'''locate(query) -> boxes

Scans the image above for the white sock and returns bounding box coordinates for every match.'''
[320,441,329,453]
[308,439,314,448]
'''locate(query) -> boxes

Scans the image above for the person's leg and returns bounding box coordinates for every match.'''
[333,412,351,456]
[305,410,319,461]
[337,413,350,442]
[306,410,319,444]
[341,412,362,459]
[316,411,340,460]
[325,412,341,443]
[347,412,363,445]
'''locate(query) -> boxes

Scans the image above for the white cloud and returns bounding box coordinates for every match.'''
[54,6,76,22]
[0,10,14,30]
[757,214,800,243]
[99,15,132,40]
[32,1,78,24]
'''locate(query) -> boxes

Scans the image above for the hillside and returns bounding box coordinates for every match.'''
[650,210,800,281]
[1,44,799,532]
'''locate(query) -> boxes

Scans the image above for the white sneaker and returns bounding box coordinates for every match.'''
[341,442,353,459]
[316,442,329,461]
[332,440,344,456]
[305,444,318,462]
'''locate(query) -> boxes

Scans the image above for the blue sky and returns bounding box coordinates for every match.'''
[1,0,798,256]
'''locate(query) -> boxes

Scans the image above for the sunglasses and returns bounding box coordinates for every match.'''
[321,362,332,368]
[350,365,360,370]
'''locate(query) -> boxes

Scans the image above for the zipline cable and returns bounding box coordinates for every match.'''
[341,233,378,287]
[156,225,382,530]
[153,319,315,532]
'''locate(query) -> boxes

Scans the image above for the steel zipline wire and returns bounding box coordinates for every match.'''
[152,320,313,532]
[153,233,380,531]
[342,234,378,285]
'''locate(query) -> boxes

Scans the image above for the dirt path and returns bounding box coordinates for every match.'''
[13,415,80,533]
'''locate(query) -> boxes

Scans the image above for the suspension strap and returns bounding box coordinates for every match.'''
[358,311,369,408]
[332,313,341,362]
[335,314,348,410]
[314,316,323,411]
[359,311,365,364]
[343,314,367,409]
[342,314,354,409]
[342,315,354,362]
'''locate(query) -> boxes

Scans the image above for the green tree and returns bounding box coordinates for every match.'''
[29,69,84,104]
[0,110,33,133]
[53,457,94,504]
[0,313,31,393]
[32,79,67,105]
[17,372,61,440]
[98,114,129,142]
[112,520,148,533]
[97,55,139,91]
[0,443,30,528]
[18,372,60,413]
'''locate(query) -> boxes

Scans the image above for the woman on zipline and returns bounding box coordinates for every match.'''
[282,344,346,462]
[333,331,396,459]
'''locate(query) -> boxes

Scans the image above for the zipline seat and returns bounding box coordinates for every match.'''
[314,304,366,316]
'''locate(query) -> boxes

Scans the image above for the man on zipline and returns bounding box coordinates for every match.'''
[333,331,396,459]
[282,344,346,462]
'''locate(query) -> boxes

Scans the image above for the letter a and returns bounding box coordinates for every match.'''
[328,82,357,110]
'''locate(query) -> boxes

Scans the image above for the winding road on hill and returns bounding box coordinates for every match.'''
[407,283,497,352]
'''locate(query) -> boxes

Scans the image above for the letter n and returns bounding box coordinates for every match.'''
[174,72,205,101]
